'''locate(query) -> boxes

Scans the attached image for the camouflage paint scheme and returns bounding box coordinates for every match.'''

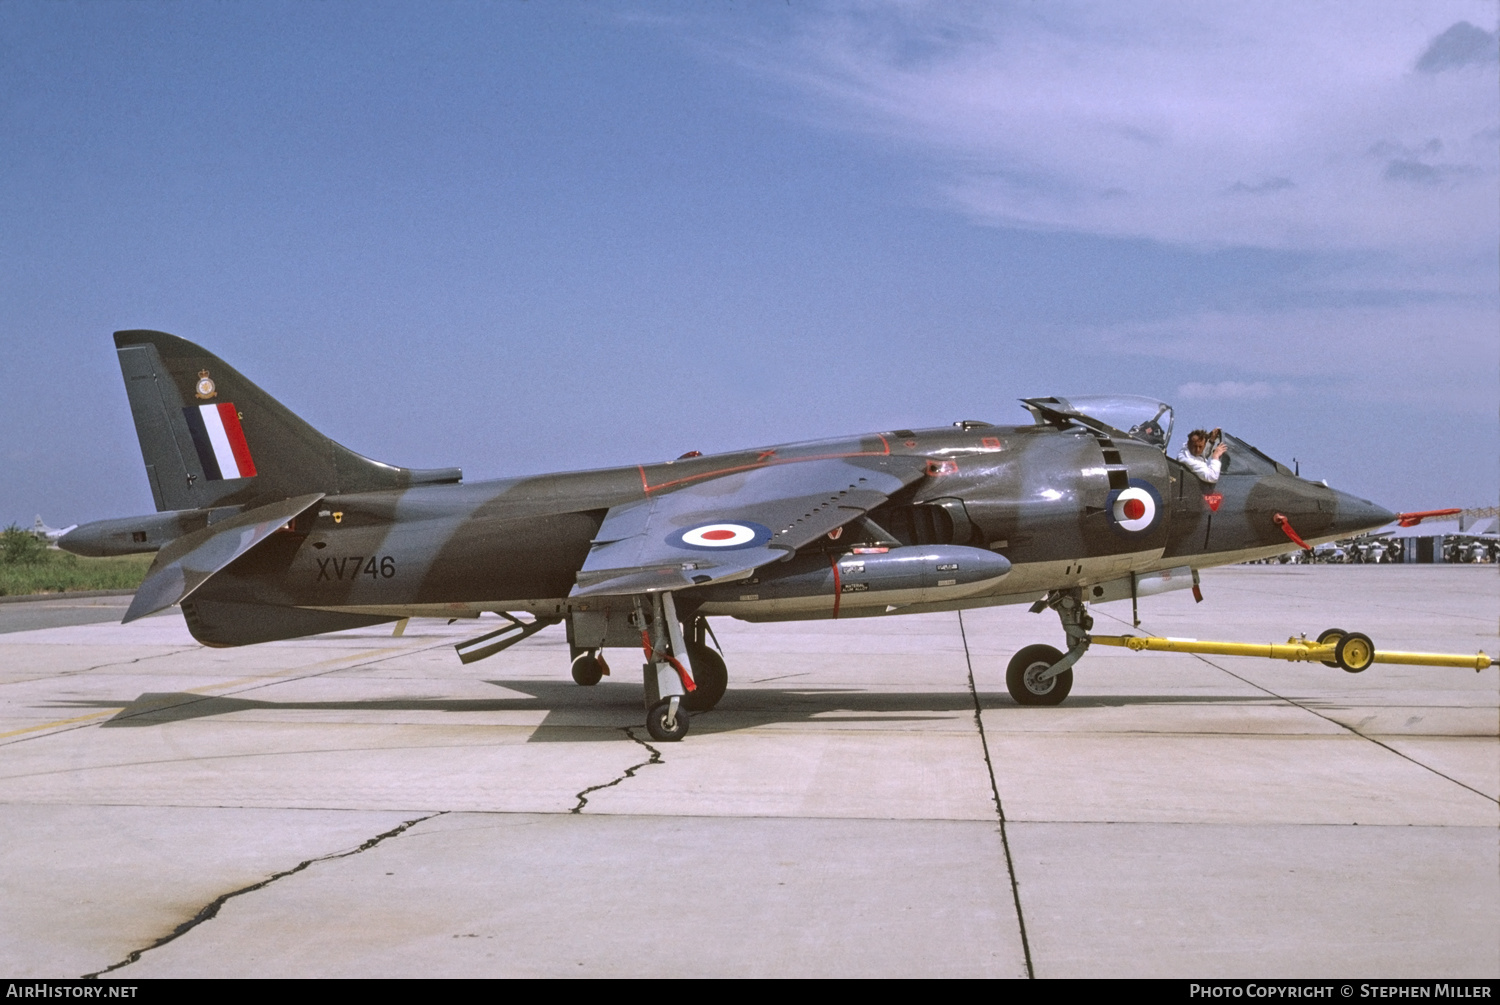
[62,331,1394,721]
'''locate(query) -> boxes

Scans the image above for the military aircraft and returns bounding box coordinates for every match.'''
[31,516,77,543]
[61,330,1395,740]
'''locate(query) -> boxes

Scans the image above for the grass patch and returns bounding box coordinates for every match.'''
[0,525,152,597]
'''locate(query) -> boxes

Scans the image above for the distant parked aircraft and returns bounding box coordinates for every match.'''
[32,516,77,544]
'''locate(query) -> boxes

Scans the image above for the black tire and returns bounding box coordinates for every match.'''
[646,699,690,742]
[1316,628,1345,668]
[570,651,604,686]
[1334,632,1375,673]
[1006,644,1073,706]
[683,641,728,712]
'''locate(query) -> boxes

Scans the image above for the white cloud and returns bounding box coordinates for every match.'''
[677,2,1500,420]
[1095,300,1498,412]
[715,2,1499,257]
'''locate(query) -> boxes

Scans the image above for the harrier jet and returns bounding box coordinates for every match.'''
[62,331,1395,740]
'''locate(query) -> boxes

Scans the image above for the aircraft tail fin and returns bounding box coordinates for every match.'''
[113,330,460,512]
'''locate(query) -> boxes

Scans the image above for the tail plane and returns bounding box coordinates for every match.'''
[114,330,460,512]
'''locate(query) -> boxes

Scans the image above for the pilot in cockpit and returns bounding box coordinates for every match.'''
[1130,418,1167,449]
[1178,428,1227,483]
[1127,403,1172,450]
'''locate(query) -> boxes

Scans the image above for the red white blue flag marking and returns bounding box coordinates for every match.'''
[183,403,257,481]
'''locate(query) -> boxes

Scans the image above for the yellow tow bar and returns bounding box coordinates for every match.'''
[1089,632,1492,673]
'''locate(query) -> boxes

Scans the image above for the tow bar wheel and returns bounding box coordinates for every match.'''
[1007,644,1073,707]
[1316,628,1346,668]
[1334,632,1375,673]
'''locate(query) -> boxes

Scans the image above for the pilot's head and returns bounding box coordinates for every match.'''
[1186,429,1211,456]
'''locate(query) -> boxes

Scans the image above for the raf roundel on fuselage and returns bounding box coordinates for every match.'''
[1108,480,1162,534]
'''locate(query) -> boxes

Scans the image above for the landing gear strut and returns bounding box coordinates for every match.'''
[1009,588,1092,706]
[566,599,729,739]
[639,592,697,742]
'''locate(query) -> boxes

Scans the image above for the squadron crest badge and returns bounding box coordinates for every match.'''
[194,370,218,400]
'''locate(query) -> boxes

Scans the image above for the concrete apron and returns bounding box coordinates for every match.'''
[0,565,1494,977]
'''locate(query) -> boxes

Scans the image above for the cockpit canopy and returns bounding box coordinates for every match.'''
[1021,395,1174,450]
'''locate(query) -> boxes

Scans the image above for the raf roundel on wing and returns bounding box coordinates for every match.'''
[669,522,772,551]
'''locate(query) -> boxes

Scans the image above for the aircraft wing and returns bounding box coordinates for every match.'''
[572,454,929,597]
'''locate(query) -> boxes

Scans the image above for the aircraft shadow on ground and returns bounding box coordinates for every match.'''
[56,681,1289,740]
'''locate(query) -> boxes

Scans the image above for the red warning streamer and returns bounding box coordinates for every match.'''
[1272,513,1312,551]
[640,630,696,692]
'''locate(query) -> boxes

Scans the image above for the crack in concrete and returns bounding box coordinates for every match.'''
[570,725,663,813]
[0,650,205,748]
[81,811,445,977]
[957,611,1035,979]
[6,634,448,748]
[1199,653,1500,805]
[747,672,810,684]
[1095,608,1500,806]
[4,638,455,751]
[0,647,200,691]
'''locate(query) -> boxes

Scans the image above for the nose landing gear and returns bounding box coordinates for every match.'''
[1006,644,1073,706]
[1009,587,1093,706]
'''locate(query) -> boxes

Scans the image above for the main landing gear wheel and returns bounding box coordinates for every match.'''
[1316,628,1346,668]
[646,697,689,742]
[571,651,605,686]
[1007,644,1073,707]
[1334,632,1375,673]
[683,641,727,712]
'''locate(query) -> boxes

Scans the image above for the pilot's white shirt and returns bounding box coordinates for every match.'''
[1177,447,1221,483]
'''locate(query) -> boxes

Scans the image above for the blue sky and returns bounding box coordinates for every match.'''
[2,1,1496,526]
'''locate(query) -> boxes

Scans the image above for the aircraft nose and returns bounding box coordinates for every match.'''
[1330,489,1396,538]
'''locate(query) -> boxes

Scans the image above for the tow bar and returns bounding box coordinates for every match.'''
[1089,631,1492,673]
